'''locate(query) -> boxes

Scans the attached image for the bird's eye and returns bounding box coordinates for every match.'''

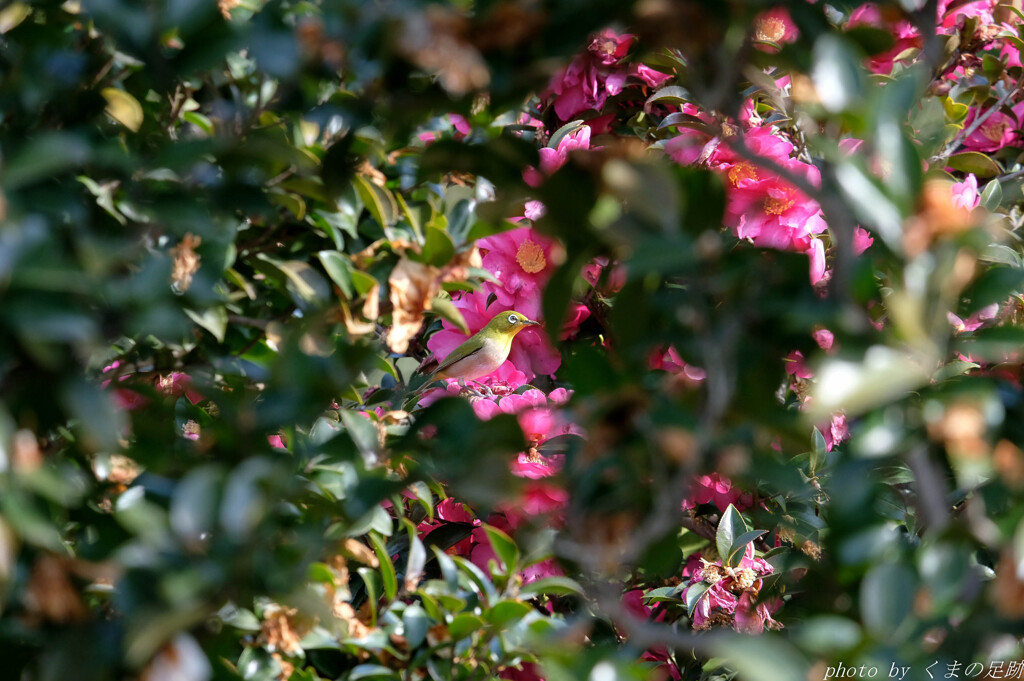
[507,314,519,324]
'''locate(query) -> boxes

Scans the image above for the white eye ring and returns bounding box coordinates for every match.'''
[508,314,519,324]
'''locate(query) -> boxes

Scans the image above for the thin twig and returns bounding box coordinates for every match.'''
[932,75,1024,163]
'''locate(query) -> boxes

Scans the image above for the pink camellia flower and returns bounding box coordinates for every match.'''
[631,63,672,89]
[267,434,286,449]
[752,7,799,48]
[937,0,994,29]
[948,302,999,334]
[847,4,921,75]
[650,346,706,383]
[416,113,472,145]
[477,228,559,314]
[682,473,752,512]
[101,361,150,411]
[681,543,779,632]
[721,154,828,252]
[853,226,874,254]
[951,173,981,210]
[157,372,205,405]
[523,124,593,207]
[783,350,813,379]
[499,662,545,681]
[544,29,634,121]
[582,256,627,295]
[664,104,724,167]
[417,497,478,557]
[960,103,1024,152]
[426,287,560,385]
[820,412,850,452]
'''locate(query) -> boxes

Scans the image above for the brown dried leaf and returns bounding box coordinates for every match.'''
[399,7,489,95]
[258,604,311,656]
[341,538,379,567]
[387,257,441,354]
[170,233,202,293]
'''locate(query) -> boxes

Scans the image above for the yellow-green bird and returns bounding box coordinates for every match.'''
[431,310,540,383]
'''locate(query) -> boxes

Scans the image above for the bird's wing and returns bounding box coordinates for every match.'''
[432,343,484,377]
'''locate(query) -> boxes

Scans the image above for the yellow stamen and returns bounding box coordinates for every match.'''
[763,196,795,215]
[755,17,786,43]
[516,238,547,274]
[727,162,758,186]
[981,119,1009,142]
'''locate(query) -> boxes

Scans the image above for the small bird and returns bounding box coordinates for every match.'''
[430,310,540,385]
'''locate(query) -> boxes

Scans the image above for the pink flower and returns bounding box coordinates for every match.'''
[721,155,827,251]
[426,286,560,384]
[650,346,706,383]
[544,29,634,121]
[948,302,999,334]
[938,0,994,29]
[812,328,835,352]
[268,434,286,449]
[418,498,478,557]
[960,103,1024,152]
[951,174,981,210]
[753,7,799,48]
[682,543,778,632]
[631,63,672,88]
[808,237,826,285]
[477,228,558,316]
[582,256,626,295]
[853,226,874,255]
[784,350,813,379]
[820,412,850,452]
[157,372,205,405]
[524,125,593,188]
[847,4,921,74]
[416,113,471,145]
[499,662,545,681]
[684,473,751,512]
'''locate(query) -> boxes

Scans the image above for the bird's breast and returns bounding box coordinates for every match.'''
[446,336,512,380]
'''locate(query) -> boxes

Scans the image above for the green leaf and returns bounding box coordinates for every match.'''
[430,296,469,334]
[402,603,431,648]
[348,664,401,680]
[369,532,398,602]
[184,306,228,343]
[684,581,710,616]
[354,175,398,228]
[482,524,520,575]
[317,250,354,299]
[486,600,532,627]
[716,504,750,567]
[518,577,584,598]
[980,178,1004,211]
[448,612,485,640]
[421,226,456,267]
[351,270,378,296]
[339,409,379,459]
[645,85,690,106]
[947,151,1001,178]
[547,119,586,150]
[728,530,767,565]
[709,633,809,681]
[861,561,916,637]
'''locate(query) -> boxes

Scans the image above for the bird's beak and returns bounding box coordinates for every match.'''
[523,319,541,327]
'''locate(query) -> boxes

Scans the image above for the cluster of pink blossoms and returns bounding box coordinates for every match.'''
[543,28,671,132]
[426,124,598,390]
[666,111,833,283]
[680,543,782,634]
[416,388,576,594]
